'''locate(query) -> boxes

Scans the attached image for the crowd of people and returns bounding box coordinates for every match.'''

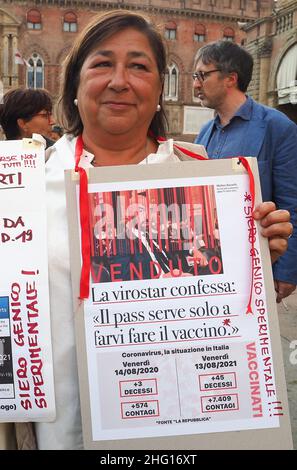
[0,9,294,450]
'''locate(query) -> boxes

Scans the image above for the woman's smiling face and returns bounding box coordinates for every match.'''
[77,28,162,138]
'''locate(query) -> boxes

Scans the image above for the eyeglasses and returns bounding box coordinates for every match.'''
[34,112,52,121]
[192,69,221,82]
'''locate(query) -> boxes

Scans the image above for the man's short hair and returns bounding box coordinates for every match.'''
[195,40,253,92]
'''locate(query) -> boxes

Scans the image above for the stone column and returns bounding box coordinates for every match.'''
[12,35,19,87]
[258,39,272,105]
[2,35,9,88]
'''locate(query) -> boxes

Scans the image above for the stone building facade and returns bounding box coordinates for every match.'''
[245,0,297,123]
[0,0,274,139]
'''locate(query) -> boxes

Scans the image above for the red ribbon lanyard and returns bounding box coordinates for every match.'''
[75,135,91,300]
[238,157,255,314]
[157,136,207,161]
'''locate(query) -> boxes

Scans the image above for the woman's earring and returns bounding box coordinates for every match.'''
[156,104,161,112]
[74,98,78,106]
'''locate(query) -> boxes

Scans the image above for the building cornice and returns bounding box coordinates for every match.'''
[0,0,258,23]
[272,0,297,17]
[0,7,21,26]
[243,16,273,32]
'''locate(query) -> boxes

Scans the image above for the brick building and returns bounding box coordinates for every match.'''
[245,0,297,123]
[0,0,274,139]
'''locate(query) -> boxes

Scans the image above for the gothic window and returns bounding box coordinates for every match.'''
[194,24,206,42]
[63,12,78,32]
[164,64,179,101]
[165,22,177,40]
[27,9,42,30]
[27,53,44,89]
[223,27,235,41]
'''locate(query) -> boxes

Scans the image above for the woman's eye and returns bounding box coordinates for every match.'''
[131,63,147,70]
[92,61,111,68]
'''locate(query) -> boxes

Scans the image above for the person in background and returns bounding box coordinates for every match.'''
[1,10,291,450]
[50,124,64,141]
[0,87,55,148]
[193,40,297,303]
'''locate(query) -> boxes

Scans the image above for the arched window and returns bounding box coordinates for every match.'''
[27,53,44,89]
[276,44,297,104]
[223,27,235,41]
[194,24,206,43]
[164,63,179,101]
[27,9,42,30]
[165,21,177,40]
[63,12,78,32]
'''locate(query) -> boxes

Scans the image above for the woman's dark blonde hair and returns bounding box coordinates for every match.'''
[58,9,167,137]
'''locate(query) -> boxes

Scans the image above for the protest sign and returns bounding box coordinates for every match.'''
[65,158,292,449]
[0,138,55,422]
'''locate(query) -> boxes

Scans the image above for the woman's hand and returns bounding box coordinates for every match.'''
[274,280,296,303]
[253,201,293,263]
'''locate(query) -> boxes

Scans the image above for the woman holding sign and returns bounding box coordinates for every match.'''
[4,10,291,449]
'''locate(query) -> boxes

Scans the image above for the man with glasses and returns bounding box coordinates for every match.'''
[194,40,297,303]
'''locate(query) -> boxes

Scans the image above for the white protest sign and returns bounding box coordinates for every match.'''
[0,138,55,422]
[66,159,292,449]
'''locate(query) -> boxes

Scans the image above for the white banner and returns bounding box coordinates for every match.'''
[65,158,292,449]
[83,174,279,440]
[0,138,55,422]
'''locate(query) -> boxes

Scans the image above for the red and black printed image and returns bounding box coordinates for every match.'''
[89,186,223,283]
